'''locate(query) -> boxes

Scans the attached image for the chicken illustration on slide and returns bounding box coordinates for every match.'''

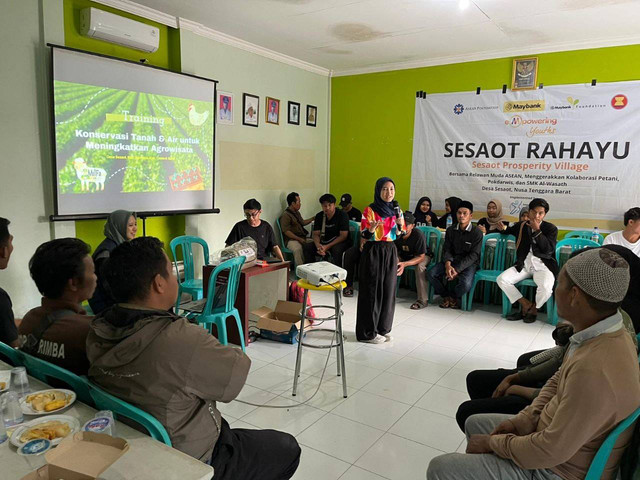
[188,103,209,126]
[72,157,106,191]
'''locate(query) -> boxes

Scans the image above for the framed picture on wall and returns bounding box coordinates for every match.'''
[306,104,317,127]
[511,57,538,90]
[217,91,233,125]
[266,97,280,125]
[242,93,259,127]
[288,101,300,125]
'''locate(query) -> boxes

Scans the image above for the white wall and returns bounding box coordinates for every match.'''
[180,29,330,255]
[0,0,72,316]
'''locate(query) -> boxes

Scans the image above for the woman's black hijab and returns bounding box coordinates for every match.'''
[370,177,396,218]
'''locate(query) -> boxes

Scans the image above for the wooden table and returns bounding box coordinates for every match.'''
[203,261,290,346]
[1,362,214,480]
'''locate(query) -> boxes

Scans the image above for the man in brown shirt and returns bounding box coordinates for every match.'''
[19,238,95,375]
[280,191,315,266]
[428,248,640,480]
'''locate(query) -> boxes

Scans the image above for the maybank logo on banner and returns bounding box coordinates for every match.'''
[503,100,545,112]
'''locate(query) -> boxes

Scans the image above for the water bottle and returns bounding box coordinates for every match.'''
[446,215,453,229]
[0,409,8,444]
[591,227,600,244]
[1,391,24,427]
[83,410,116,436]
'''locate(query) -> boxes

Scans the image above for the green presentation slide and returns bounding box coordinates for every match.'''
[54,80,214,197]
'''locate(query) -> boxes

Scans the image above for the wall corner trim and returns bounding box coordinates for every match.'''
[92,0,178,27]
[178,17,330,77]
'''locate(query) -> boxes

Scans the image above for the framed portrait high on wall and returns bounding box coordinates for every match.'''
[242,93,259,127]
[512,57,538,91]
[266,97,280,125]
[288,101,300,125]
[306,104,317,127]
[217,91,233,125]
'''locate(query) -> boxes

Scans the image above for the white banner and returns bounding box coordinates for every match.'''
[410,81,640,228]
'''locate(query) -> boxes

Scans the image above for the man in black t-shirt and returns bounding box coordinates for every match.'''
[339,194,362,223]
[395,212,432,310]
[312,194,350,267]
[225,199,284,261]
[0,217,19,347]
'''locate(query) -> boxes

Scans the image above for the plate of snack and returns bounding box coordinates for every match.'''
[10,415,80,447]
[20,389,76,415]
[0,370,9,392]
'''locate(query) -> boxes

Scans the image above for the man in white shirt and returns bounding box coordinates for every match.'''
[496,199,558,323]
[604,207,640,257]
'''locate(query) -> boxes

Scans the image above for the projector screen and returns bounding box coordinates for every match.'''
[50,46,217,219]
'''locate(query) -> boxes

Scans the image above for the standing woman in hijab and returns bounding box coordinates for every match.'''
[356,177,405,344]
[414,197,439,227]
[436,197,462,229]
[88,210,137,314]
[477,199,509,234]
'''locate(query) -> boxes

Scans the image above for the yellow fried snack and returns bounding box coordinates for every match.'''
[19,421,71,443]
[0,381,5,390]
[44,400,67,412]
[25,390,69,412]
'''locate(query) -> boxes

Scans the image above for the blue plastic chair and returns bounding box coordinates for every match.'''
[0,341,23,366]
[466,234,515,311]
[276,217,296,268]
[170,235,210,313]
[418,226,442,303]
[348,221,360,248]
[585,406,640,480]
[565,230,604,245]
[20,352,93,407]
[197,256,246,351]
[556,238,601,264]
[88,381,172,446]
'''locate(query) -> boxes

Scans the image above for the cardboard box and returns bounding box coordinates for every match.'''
[252,300,309,344]
[21,432,129,480]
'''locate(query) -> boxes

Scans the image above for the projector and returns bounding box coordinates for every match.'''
[296,262,347,287]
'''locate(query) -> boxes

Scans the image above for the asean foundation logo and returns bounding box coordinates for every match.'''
[611,94,628,110]
[453,104,464,115]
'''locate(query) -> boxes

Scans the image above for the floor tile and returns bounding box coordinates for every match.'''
[453,354,514,373]
[434,367,469,393]
[248,338,298,362]
[415,385,469,418]
[241,396,327,436]
[281,375,353,412]
[355,433,443,480]
[407,343,466,368]
[339,466,388,480]
[298,413,384,463]
[425,331,480,352]
[292,446,350,480]
[274,348,336,376]
[245,363,310,394]
[361,335,422,356]
[227,419,259,429]
[469,341,525,363]
[327,360,384,389]
[389,407,465,452]
[389,353,453,383]
[331,390,411,431]
[390,324,438,343]
[362,372,433,405]
[345,347,403,371]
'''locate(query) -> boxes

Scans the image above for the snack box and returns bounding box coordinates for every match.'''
[20,431,129,480]
[252,300,310,344]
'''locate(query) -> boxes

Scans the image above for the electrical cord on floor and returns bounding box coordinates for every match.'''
[235,274,346,409]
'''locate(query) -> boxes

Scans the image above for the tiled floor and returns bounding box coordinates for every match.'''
[221,289,556,480]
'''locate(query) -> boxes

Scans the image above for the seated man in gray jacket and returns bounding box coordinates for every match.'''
[86,237,300,480]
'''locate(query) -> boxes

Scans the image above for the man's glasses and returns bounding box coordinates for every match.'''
[245,211,260,219]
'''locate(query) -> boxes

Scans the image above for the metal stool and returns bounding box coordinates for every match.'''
[292,279,348,398]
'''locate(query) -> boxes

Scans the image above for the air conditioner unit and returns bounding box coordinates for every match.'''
[80,7,159,53]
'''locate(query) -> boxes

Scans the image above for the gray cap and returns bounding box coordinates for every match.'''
[564,248,630,303]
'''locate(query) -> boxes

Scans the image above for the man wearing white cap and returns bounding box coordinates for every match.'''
[428,248,640,480]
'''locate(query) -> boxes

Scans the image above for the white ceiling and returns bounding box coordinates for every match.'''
[111,0,640,75]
